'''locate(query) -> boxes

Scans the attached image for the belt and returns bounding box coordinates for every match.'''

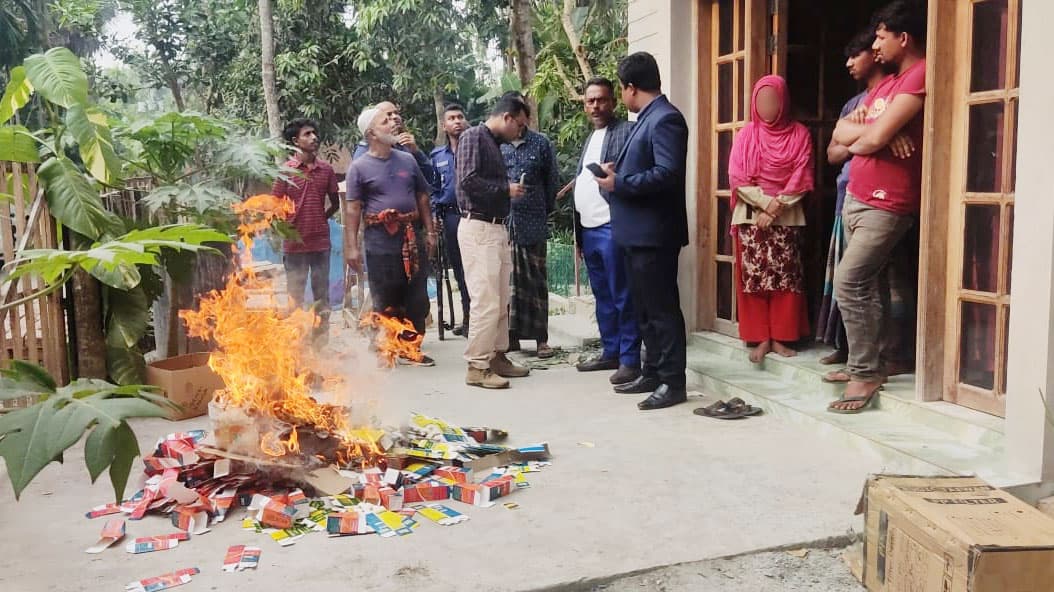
[462,211,506,225]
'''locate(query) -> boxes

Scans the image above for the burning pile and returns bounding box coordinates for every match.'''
[180,194,382,467]
[84,415,550,549]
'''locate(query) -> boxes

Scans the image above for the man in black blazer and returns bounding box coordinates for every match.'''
[596,51,690,411]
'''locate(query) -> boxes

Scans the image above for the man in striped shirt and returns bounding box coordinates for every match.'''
[271,118,341,346]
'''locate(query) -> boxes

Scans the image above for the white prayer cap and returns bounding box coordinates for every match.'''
[357,106,381,137]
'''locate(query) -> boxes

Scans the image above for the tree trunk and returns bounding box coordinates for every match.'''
[562,0,594,82]
[166,74,186,112]
[70,269,107,379]
[258,0,282,140]
[510,0,539,127]
[433,88,446,146]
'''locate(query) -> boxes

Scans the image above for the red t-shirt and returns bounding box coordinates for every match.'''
[271,158,339,253]
[847,59,927,215]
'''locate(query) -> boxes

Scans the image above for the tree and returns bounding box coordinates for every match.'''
[258,0,281,139]
[510,0,538,125]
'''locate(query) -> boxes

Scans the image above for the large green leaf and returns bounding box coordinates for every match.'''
[142,183,240,215]
[10,223,228,289]
[37,156,122,240]
[66,104,121,184]
[0,379,169,500]
[106,344,147,386]
[108,422,140,502]
[23,47,88,109]
[2,360,58,392]
[0,66,34,124]
[105,286,150,349]
[0,402,58,498]
[0,125,40,163]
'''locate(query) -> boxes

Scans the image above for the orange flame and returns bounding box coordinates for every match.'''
[360,312,424,367]
[180,194,381,464]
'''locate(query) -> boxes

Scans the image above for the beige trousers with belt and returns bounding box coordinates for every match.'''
[458,218,512,369]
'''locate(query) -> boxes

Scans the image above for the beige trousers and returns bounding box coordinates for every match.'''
[458,218,512,369]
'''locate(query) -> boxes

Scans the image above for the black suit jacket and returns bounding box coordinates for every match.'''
[610,95,689,249]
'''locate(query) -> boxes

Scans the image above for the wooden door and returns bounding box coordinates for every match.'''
[708,0,770,336]
[943,0,1021,417]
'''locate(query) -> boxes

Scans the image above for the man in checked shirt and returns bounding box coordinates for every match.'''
[271,118,341,347]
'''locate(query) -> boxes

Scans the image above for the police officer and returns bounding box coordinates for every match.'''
[430,103,470,336]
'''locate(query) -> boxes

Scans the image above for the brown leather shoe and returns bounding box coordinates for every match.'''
[466,366,509,389]
[491,352,530,378]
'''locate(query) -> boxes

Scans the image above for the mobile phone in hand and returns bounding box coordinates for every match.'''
[586,163,608,178]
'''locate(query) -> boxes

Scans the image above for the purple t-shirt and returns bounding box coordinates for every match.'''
[346,150,429,254]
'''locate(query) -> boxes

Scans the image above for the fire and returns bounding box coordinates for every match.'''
[361,312,424,367]
[180,194,381,465]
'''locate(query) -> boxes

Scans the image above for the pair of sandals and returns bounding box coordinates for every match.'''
[693,397,763,420]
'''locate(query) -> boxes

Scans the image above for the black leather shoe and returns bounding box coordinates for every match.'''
[452,324,468,337]
[613,375,660,394]
[609,365,642,385]
[577,356,619,372]
[638,384,687,410]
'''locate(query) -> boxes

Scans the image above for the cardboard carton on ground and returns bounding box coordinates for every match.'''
[146,353,225,420]
[859,474,1054,591]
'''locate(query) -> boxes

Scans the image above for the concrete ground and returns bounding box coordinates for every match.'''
[0,322,877,591]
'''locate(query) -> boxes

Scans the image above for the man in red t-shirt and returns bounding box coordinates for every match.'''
[271,118,341,345]
[827,1,927,413]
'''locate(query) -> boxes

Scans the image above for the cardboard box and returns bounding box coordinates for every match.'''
[146,353,225,420]
[860,475,1054,591]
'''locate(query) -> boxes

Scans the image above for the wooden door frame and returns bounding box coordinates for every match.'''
[696,0,772,337]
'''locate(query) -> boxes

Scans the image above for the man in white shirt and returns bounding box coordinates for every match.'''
[562,78,640,385]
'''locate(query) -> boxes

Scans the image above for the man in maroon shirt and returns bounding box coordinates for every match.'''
[271,118,341,345]
[828,1,927,413]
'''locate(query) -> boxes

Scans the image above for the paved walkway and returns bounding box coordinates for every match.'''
[0,325,879,591]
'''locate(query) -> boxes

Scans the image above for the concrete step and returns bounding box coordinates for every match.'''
[686,331,1024,487]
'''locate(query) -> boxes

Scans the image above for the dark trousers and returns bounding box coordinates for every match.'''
[441,209,471,322]
[366,247,430,335]
[624,246,686,388]
[284,250,330,341]
[583,224,640,367]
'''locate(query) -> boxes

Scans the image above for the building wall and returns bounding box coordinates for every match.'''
[1005,0,1054,481]
[628,0,701,329]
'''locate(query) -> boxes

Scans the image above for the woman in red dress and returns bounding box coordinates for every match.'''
[728,75,814,363]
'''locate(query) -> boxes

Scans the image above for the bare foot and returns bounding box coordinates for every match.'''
[749,340,772,363]
[772,341,798,358]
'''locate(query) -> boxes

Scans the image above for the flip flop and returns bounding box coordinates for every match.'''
[827,386,881,414]
[725,397,763,417]
[693,400,754,420]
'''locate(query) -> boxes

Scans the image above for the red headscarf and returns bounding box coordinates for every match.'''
[728,75,814,211]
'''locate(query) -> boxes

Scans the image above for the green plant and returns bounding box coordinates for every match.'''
[0,360,175,501]
[1,47,236,384]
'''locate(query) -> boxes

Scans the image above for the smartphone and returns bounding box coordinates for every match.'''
[586,163,608,178]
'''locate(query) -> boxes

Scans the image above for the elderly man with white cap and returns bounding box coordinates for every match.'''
[344,105,438,366]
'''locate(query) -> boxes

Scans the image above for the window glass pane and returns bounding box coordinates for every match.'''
[962,204,1001,293]
[971,0,1009,92]
[719,0,734,56]
[717,131,733,190]
[717,261,733,320]
[966,102,1006,194]
[736,0,744,51]
[960,301,997,391]
[736,59,745,121]
[718,62,734,124]
[717,196,732,256]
